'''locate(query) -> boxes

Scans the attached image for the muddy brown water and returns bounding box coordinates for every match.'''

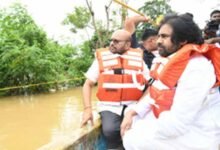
[0,87,98,150]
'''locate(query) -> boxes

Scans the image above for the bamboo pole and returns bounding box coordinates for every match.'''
[113,0,145,16]
[112,0,154,24]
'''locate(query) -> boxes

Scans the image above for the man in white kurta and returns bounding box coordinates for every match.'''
[121,13,220,150]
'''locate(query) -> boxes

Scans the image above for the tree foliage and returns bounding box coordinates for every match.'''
[63,6,91,33]
[0,1,175,96]
[135,0,174,39]
[139,0,173,21]
[63,0,122,49]
[0,3,83,95]
[67,41,94,86]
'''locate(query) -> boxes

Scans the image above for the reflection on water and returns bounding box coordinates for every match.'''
[0,87,97,150]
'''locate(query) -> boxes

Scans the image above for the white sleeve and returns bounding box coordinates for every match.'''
[132,94,152,118]
[84,59,99,83]
[155,56,216,139]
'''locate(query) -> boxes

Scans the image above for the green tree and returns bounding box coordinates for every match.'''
[134,0,174,40]
[67,41,94,86]
[0,3,78,95]
[139,0,173,22]
[64,0,123,50]
[63,6,91,33]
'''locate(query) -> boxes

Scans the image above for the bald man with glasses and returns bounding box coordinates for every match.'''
[81,29,149,150]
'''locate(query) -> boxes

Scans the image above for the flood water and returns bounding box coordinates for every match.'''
[0,87,98,150]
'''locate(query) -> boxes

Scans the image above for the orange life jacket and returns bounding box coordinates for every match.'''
[149,44,220,118]
[96,47,146,102]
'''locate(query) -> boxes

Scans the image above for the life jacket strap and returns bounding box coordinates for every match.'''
[148,78,155,86]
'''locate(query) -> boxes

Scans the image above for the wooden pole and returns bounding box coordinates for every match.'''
[113,0,145,16]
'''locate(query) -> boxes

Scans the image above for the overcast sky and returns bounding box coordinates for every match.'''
[1,0,219,45]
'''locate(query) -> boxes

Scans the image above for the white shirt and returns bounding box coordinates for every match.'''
[85,55,150,115]
[215,42,220,47]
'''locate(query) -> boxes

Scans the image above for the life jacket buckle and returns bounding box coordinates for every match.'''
[148,78,155,86]
[113,68,124,74]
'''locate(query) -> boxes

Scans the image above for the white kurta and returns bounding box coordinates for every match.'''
[123,55,220,150]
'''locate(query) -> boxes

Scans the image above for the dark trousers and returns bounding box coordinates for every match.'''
[100,111,123,149]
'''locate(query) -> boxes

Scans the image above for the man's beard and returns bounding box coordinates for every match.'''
[158,45,173,57]
[157,43,179,57]
[109,46,126,54]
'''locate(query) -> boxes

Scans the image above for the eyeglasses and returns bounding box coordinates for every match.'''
[109,39,129,44]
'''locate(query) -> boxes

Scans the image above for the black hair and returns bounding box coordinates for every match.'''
[141,29,158,41]
[159,13,204,45]
[210,10,220,17]
[185,12,193,19]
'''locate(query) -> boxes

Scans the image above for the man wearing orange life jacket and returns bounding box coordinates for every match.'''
[80,29,150,150]
[121,13,220,150]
